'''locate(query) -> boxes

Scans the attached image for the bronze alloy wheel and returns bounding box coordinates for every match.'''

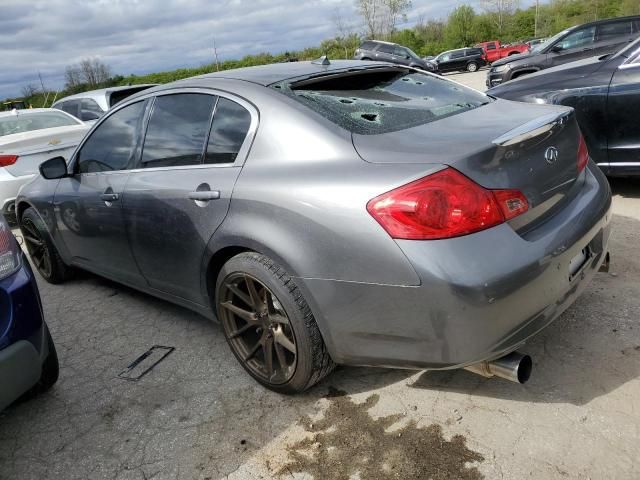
[21,217,53,278]
[218,272,297,384]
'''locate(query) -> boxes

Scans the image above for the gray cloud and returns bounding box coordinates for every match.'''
[0,0,533,99]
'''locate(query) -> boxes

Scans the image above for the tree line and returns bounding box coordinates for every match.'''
[8,0,640,108]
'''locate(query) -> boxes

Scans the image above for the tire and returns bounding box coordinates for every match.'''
[20,207,72,284]
[21,324,59,401]
[216,252,335,394]
[34,324,60,393]
[466,62,478,72]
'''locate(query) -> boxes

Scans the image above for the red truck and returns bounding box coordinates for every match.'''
[475,41,529,64]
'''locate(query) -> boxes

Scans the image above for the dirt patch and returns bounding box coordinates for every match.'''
[274,388,484,480]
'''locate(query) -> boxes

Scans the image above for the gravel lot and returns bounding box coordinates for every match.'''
[1,71,639,480]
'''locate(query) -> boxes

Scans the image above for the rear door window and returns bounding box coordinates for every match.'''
[80,98,104,121]
[360,41,376,51]
[57,99,81,118]
[77,101,146,173]
[205,98,252,164]
[377,44,394,54]
[450,51,465,59]
[275,68,490,135]
[141,93,216,168]
[597,21,632,40]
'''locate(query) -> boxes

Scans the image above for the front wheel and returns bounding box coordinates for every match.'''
[216,252,335,393]
[466,62,478,72]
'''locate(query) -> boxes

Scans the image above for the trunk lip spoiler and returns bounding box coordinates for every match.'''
[492,110,572,147]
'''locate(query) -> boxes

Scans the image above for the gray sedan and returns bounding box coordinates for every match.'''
[16,61,611,393]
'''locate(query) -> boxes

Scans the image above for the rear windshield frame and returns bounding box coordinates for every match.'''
[271,67,492,135]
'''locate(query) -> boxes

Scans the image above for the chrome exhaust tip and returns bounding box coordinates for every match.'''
[464,352,532,384]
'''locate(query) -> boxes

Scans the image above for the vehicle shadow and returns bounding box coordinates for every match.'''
[411,213,640,406]
[609,176,640,199]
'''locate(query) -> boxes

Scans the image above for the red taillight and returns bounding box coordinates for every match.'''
[0,155,18,167]
[367,168,529,240]
[577,132,589,172]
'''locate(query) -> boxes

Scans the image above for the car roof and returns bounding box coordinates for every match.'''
[576,14,640,28]
[52,84,157,105]
[364,40,397,46]
[159,60,393,88]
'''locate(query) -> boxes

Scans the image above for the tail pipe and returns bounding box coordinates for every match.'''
[464,352,532,384]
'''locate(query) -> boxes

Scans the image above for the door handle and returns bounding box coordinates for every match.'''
[188,190,220,201]
[100,193,119,202]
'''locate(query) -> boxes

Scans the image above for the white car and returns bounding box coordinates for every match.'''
[0,108,89,223]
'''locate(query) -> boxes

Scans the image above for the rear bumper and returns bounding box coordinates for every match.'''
[0,340,42,410]
[0,255,47,410]
[301,164,612,369]
[0,168,35,220]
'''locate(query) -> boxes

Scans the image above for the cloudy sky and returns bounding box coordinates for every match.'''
[1,0,534,99]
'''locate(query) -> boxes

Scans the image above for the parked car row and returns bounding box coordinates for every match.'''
[12,57,611,395]
[487,15,640,86]
[490,34,640,177]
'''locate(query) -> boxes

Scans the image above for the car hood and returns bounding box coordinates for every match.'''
[492,52,533,67]
[488,55,610,100]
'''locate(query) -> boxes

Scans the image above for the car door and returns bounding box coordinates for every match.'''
[123,91,256,304]
[606,52,640,175]
[375,44,395,62]
[392,46,412,66]
[594,20,635,56]
[549,26,597,67]
[449,51,467,71]
[53,100,148,286]
[436,52,453,72]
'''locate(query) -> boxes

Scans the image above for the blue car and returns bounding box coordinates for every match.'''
[0,215,58,411]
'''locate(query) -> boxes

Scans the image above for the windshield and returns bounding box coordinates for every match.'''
[0,111,79,137]
[531,28,570,53]
[274,68,491,135]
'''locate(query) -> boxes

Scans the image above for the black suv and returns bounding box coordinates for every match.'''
[353,40,429,70]
[424,48,487,74]
[487,15,640,87]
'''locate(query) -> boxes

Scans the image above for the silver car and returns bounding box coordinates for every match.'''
[0,108,89,223]
[52,84,157,123]
[17,61,611,393]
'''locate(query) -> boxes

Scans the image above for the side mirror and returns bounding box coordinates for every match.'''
[81,111,101,121]
[39,156,68,180]
[550,45,563,53]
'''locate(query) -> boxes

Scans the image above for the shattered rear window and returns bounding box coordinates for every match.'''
[272,68,491,135]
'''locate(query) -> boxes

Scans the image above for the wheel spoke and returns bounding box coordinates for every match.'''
[245,276,263,310]
[274,330,296,354]
[23,235,42,247]
[33,254,44,268]
[228,323,254,339]
[220,301,257,323]
[226,283,252,307]
[264,336,274,377]
[274,342,287,370]
[269,313,289,325]
[244,337,263,362]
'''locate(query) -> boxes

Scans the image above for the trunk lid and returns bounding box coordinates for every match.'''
[352,100,582,229]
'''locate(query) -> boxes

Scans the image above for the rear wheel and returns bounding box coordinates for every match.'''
[466,62,478,72]
[20,207,72,284]
[216,252,334,393]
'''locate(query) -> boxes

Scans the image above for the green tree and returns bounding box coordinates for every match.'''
[446,5,477,47]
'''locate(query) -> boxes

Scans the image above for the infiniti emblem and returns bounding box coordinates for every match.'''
[544,146,559,164]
